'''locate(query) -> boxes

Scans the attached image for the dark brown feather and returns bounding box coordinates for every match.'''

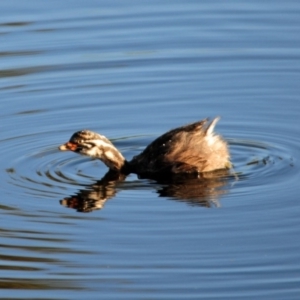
[129,119,229,176]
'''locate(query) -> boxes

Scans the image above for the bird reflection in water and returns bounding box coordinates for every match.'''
[60,169,231,213]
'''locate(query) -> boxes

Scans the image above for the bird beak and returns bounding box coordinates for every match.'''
[59,142,78,151]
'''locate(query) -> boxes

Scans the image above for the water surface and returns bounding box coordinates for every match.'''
[1,1,300,299]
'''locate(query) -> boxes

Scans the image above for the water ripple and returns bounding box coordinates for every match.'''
[230,138,294,179]
[1,128,297,205]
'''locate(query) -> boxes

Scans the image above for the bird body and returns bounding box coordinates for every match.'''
[59,118,231,178]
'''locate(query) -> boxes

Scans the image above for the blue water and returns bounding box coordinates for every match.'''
[1,1,300,299]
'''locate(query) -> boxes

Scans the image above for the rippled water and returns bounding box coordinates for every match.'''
[1,0,300,299]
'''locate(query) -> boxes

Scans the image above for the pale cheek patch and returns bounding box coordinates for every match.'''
[84,139,112,157]
[86,147,102,158]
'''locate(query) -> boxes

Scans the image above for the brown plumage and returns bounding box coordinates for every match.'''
[59,118,231,178]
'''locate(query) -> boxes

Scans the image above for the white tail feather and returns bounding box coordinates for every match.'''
[206,117,220,136]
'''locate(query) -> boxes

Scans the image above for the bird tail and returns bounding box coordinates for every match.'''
[205,117,220,136]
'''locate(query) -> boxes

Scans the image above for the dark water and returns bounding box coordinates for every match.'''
[1,1,300,299]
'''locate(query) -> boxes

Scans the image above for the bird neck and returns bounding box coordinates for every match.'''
[97,143,130,174]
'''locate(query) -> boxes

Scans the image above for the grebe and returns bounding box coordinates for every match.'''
[59,118,231,177]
